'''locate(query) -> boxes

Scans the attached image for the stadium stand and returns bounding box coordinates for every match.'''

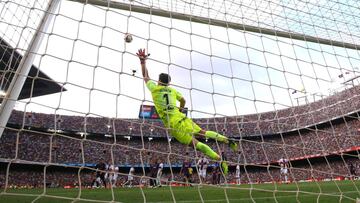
[1,85,360,187]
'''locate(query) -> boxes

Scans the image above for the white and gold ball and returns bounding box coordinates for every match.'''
[124,33,133,43]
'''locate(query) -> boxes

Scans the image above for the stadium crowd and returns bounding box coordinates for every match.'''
[0,117,359,166]
[7,84,360,138]
[0,85,360,188]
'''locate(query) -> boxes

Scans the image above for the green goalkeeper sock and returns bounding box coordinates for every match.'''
[195,142,220,160]
[205,131,228,143]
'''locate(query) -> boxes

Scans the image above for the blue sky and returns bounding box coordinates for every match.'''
[1,0,359,119]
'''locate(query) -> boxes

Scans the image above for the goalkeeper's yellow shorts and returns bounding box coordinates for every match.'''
[169,112,201,145]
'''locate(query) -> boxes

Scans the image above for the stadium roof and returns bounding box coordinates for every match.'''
[0,38,65,100]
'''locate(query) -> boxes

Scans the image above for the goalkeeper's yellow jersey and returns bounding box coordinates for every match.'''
[146,80,183,125]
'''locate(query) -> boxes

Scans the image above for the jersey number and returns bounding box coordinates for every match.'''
[163,93,173,110]
[163,93,170,105]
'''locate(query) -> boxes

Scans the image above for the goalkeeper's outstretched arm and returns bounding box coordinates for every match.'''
[136,48,150,83]
[179,97,186,112]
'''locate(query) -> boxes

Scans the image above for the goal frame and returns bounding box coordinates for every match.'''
[0,0,61,138]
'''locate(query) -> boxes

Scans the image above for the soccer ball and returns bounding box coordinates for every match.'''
[124,33,133,43]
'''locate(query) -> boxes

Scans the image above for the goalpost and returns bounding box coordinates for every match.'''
[0,0,60,138]
[1,0,360,202]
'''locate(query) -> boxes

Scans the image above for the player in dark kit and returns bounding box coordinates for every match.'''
[212,162,221,185]
[92,161,107,188]
[181,159,193,186]
[149,157,158,187]
[349,162,356,179]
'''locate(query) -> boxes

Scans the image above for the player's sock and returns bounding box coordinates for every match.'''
[205,131,228,143]
[229,140,238,152]
[221,161,229,175]
[195,142,220,160]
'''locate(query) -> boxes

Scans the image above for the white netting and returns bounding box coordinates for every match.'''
[0,0,360,202]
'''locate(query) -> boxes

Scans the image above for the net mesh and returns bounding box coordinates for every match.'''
[0,0,360,202]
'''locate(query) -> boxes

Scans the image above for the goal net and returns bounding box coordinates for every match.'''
[1,0,360,202]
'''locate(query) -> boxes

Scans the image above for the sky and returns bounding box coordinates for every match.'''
[0,0,360,119]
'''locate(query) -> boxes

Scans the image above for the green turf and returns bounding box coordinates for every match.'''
[1,181,360,203]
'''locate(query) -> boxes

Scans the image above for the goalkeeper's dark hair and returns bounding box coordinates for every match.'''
[159,73,171,85]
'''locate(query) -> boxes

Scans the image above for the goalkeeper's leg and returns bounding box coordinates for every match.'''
[170,116,229,175]
[196,129,237,152]
[192,138,228,175]
[174,116,231,145]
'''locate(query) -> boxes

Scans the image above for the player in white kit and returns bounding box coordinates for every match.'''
[108,164,119,187]
[104,163,110,187]
[197,156,209,181]
[235,164,241,185]
[278,158,289,183]
[124,166,135,187]
[156,160,164,187]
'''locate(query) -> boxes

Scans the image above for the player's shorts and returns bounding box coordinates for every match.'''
[112,175,118,180]
[184,172,191,179]
[169,112,201,145]
[96,172,105,179]
[200,169,207,177]
[281,168,288,174]
[128,175,133,181]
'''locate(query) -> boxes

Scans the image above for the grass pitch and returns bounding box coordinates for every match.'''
[1,180,360,203]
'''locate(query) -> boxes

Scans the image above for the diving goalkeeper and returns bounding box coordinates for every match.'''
[136,49,237,175]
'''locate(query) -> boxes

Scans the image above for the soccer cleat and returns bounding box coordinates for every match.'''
[229,140,238,152]
[221,161,229,175]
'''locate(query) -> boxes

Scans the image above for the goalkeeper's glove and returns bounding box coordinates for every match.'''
[136,48,149,64]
